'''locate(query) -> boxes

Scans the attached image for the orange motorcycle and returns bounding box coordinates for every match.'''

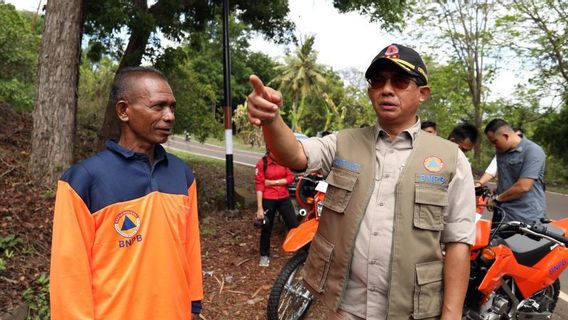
[268,184,568,320]
[267,174,325,320]
[465,187,568,319]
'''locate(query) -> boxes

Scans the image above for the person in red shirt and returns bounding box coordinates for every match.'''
[255,149,298,266]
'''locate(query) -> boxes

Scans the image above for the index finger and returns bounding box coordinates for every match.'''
[249,74,267,97]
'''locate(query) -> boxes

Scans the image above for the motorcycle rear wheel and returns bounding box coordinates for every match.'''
[267,249,313,320]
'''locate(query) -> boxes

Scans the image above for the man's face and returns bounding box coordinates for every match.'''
[423,127,437,135]
[456,138,474,153]
[486,130,510,152]
[123,76,176,146]
[367,66,430,130]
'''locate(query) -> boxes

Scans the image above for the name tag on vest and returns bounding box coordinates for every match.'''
[416,174,447,185]
[332,158,361,172]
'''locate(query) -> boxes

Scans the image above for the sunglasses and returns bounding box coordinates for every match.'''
[367,74,417,90]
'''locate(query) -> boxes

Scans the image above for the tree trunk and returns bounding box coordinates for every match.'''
[29,0,84,187]
[97,0,152,149]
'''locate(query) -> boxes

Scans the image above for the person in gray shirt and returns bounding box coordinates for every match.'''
[484,118,547,223]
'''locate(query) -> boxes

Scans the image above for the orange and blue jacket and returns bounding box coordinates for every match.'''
[50,141,203,319]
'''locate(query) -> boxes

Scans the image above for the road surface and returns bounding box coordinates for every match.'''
[163,136,568,319]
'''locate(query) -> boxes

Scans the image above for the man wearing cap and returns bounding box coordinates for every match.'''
[247,44,475,319]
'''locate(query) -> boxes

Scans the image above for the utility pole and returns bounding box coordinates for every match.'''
[222,0,235,210]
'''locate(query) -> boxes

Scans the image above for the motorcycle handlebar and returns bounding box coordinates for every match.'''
[526,223,568,247]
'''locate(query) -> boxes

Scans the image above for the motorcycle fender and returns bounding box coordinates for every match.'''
[282,219,319,252]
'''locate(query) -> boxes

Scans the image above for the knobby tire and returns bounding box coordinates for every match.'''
[267,249,313,320]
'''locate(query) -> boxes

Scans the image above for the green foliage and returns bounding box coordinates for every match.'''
[271,35,328,132]
[495,0,568,169]
[233,103,263,148]
[23,273,50,320]
[0,234,23,251]
[0,2,41,111]
[535,103,568,165]
[155,47,223,142]
[0,257,5,272]
[419,58,473,137]
[84,0,295,63]
[333,0,409,31]
[77,55,117,135]
[154,15,282,142]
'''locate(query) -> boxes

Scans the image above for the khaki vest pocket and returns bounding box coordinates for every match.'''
[413,186,448,231]
[303,233,335,293]
[323,167,358,213]
[413,260,444,319]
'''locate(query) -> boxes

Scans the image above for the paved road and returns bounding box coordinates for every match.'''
[164,135,262,167]
[163,137,568,318]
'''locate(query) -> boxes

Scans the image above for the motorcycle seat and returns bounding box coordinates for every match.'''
[504,225,565,267]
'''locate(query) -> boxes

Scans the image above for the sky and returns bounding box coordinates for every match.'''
[248,0,397,73]
[7,0,517,97]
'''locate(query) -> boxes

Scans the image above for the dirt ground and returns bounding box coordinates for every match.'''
[0,103,327,319]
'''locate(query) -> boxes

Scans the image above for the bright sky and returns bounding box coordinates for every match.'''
[249,0,397,73]
[7,0,517,97]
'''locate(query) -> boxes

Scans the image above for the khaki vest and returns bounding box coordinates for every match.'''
[303,127,458,319]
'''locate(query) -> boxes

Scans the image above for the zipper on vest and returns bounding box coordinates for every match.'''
[336,154,377,311]
[384,140,416,318]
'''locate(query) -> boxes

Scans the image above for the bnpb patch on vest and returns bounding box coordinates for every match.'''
[332,158,361,171]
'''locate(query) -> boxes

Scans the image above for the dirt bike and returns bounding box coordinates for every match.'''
[268,183,568,320]
[267,174,325,320]
[464,187,568,319]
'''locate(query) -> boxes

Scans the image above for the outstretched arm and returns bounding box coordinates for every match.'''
[247,75,307,171]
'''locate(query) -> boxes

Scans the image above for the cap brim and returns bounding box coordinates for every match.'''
[365,58,422,81]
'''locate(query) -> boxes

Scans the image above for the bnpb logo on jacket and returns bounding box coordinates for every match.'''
[114,210,141,238]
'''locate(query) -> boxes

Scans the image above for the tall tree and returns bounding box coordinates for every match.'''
[414,0,497,164]
[29,0,84,186]
[271,36,328,132]
[498,0,568,164]
[89,0,295,146]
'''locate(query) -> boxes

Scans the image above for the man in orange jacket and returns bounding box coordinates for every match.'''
[50,67,203,319]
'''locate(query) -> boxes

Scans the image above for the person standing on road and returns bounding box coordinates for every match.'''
[476,127,524,187]
[255,149,298,267]
[484,119,546,223]
[50,67,203,319]
[246,43,475,319]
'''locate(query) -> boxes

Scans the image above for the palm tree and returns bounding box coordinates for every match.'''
[271,35,327,132]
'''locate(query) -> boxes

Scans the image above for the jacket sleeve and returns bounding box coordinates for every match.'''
[255,158,265,192]
[50,180,96,319]
[186,181,204,310]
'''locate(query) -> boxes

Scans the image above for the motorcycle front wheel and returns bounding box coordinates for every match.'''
[520,279,560,314]
[267,249,313,320]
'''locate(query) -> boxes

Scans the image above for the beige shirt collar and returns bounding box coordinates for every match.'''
[373,118,422,147]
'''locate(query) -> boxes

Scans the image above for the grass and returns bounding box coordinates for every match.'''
[167,148,226,169]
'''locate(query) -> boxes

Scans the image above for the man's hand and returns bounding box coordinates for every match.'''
[247,75,282,126]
